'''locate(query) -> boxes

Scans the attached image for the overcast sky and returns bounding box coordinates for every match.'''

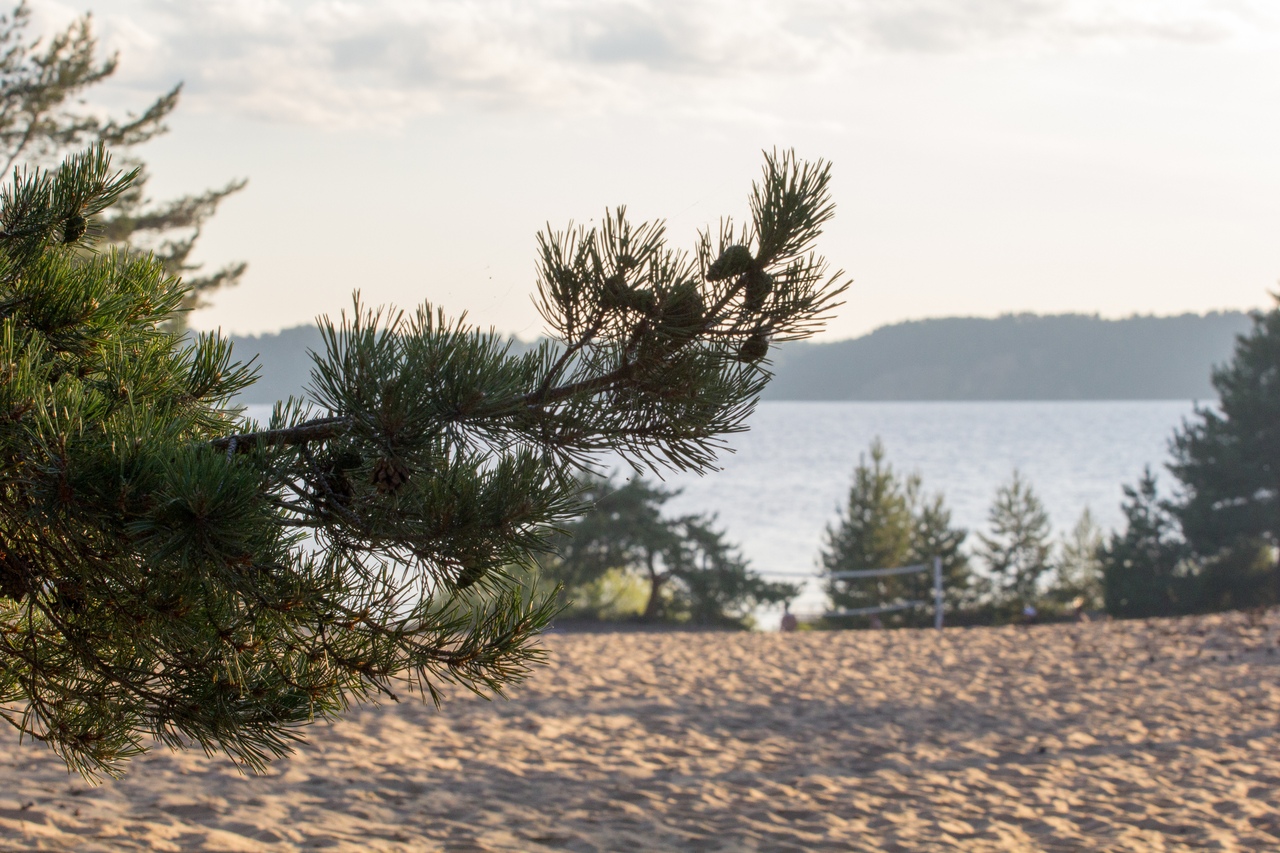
[32,0,1280,341]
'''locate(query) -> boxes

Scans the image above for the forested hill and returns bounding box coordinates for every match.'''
[761,312,1252,401]
[227,311,1253,404]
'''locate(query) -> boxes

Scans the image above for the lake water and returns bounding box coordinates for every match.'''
[643,400,1194,576]
[244,400,1199,618]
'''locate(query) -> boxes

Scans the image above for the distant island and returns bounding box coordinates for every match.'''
[228,311,1252,404]
[762,312,1251,401]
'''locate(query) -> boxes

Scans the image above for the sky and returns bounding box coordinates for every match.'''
[29,0,1280,341]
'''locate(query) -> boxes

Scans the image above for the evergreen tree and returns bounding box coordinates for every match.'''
[820,439,914,614]
[907,487,973,613]
[977,470,1053,607]
[1099,469,1188,617]
[0,146,846,776]
[546,476,796,625]
[0,3,245,317]
[1169,296,1280,567]
[1049,507,1104,610]
[1195,540,1278,613]
[820,439,969,622]
[1101,299,1280,617]
[668,515,797,627]
[548,476,683,620]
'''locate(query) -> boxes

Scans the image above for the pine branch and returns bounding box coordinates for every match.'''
[1,145,847,778]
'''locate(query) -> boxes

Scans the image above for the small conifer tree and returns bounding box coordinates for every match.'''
[674,520,797,627]
[907,487,973,613]
[820,439,914,614]
[1099,469,1188,617]
[821,439,969,622]
[0,146,845,776]
[548,476,684,620]
[977,470,1053,608]
[1049,508,1104,610]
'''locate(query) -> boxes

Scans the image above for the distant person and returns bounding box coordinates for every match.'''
[780,604,798,633]
[1022,604,1038,626]
[869,614,884,630]
[1072,596,1090,623]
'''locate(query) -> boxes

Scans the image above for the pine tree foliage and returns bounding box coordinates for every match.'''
[976,470,1053,606]
[820,439,969,620]
[821,439,914,612]
[547,476,683,619]
[907,488,973,612]
[675,520,796,626]
[0,146,845,776]
[819,435,911,594]
[1099,468,1188,617]
[1049,507,1104,609]
[1169,296,1280,559]
[546,476,797,625]
[0,2,245,315]
[1099,298,1280,618]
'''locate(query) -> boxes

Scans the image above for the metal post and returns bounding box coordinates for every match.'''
[933,555,944,630]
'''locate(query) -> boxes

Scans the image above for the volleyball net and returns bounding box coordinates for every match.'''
[824,556,944,629]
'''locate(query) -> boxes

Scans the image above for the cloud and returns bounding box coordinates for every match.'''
[67,0,1275,127]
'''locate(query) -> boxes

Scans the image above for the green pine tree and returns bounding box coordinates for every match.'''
[1169,295,1280,583]
[820,439,915,615]
[1099,468,1189,617]
[0,145,846,776]
[667,515,797,628]
[0,3,245,318]
[821,440,970,624]
[547,476,685,620]
[545,475,796,626]
[1101,298,1280,617]
[1048,507,1104,610]
[907,486,973,615]
[977,470,1053,608]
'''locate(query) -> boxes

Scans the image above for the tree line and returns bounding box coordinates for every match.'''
[818,445,1098,626]
[537,447,1101,630]
[761,312,1250,401]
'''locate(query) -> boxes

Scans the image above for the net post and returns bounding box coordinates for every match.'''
[933,555,944,630]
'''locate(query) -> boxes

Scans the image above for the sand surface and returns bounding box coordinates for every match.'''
[4,611,1280,851]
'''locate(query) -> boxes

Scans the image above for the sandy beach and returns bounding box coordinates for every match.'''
[4,611,1280,851]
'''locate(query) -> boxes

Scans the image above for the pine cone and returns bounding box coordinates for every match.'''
[0,551,30,602]
[601,274,656,315]
[318,449,359,507]
[53,578,86,614]
[657,283,705,341]
[706,244,755,281]
[371,456,411,495]
[320,470,353,506]
[743,269,773,313]
[455,562,487,590]
[630,287,656,314]
[63,213,87,244]
[600,273,631,310]
[738,329,769,363]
